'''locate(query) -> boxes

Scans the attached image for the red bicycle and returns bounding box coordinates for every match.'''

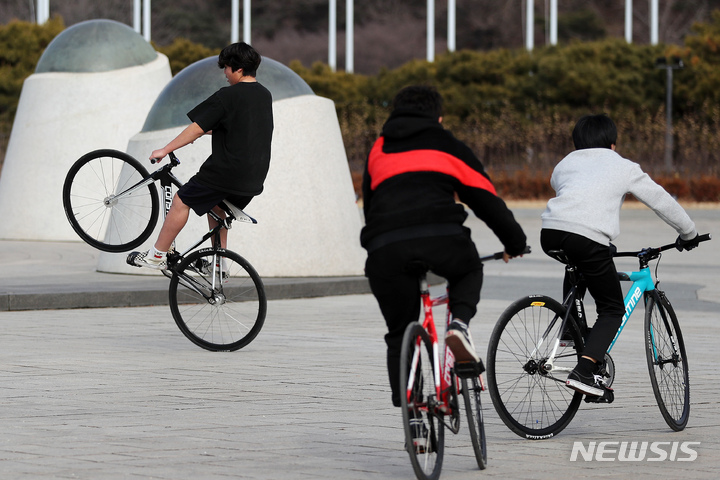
[399,251,513,480]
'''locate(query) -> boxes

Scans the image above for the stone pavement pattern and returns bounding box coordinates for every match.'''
[0,206,718,479]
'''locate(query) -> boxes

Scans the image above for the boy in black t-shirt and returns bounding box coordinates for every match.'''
[128,42,274,270]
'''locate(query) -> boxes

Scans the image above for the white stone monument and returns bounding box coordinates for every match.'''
[0,19,171,241]
[96,57,365,277]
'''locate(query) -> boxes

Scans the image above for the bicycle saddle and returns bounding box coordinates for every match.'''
[546,249,571,265]
[219,201,257,224]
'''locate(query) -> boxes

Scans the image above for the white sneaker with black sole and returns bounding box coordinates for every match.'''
[445,319,481,363]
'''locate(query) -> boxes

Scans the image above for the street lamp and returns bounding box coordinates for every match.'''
[655,56,684,172]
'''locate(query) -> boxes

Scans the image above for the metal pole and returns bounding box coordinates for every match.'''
[231,0,239,43]
[329,0,337,71]
[243,0,251,44]
[133,0,141,33]
[448,0,456,52]
[664,67,673,171]
[427,0,435,62]
[526,0,534,51]
[625,0,632,43]
[549,0,557,45]
[345,0,354,73]
[143,0,151,43]
[650,0,658,45]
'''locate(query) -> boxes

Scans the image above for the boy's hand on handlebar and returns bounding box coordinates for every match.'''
[675,234,700,251]
[150,148,167,163]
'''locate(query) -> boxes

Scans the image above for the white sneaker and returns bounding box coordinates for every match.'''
[127,249,167,270]
[445,319,481,363]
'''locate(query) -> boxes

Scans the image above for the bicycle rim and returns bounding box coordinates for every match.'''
[169,249,266,351]
[487,295,583,439]
[461,376,487,469]
[400,323,444,480]
[645,294,690,430]
[63,149,159,252]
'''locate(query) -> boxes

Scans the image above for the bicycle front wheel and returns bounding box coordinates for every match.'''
[63,149,159,252]
[461,376,487,469]
[169,248,267,352]
[645,292,690,431]
[487,295,584,439]
[400,323,444,480]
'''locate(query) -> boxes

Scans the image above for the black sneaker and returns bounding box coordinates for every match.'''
[445,319,480,363]
[566,364,605,397]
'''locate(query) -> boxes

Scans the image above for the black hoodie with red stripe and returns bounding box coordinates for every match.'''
[360,109,526,255]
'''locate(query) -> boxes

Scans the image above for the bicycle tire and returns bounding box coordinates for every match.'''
[63,149,159,252]
[644,292,690,431]
[487,295,584,439]
[400,323,444,480]
[461,376,487,469]
[169,248,267,352]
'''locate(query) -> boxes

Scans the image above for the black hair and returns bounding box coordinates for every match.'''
[572,114,617,150]
[391,85,443,118]
[218,42,261,76]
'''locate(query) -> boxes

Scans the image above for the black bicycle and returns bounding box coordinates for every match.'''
[62,149,266,352]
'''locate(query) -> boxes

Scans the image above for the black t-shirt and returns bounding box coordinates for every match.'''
[188,81,273,196]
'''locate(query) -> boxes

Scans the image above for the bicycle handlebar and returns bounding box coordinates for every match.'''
[479,245,532,263]
[150,151,180,165]
[614,233,712,259]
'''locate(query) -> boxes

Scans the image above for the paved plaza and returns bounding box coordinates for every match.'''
[0,206,718,479]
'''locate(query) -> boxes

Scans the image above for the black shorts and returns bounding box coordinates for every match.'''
[177,177,253,216]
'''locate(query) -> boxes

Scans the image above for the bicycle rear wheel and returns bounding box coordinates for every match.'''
[461,376,487,469]
[487,295,583,439]
[63,149,159,252]
[644,292,690,431]
[169,248,266,352]
[400,323,444,480]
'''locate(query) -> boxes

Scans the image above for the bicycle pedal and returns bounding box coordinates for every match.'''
[454,359,485,378]
[584,387,614,404]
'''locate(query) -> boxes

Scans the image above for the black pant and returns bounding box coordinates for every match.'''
[540,229,626,362]
[365,233,484,407]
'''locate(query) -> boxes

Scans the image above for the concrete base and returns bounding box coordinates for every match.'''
[0,54,171,241]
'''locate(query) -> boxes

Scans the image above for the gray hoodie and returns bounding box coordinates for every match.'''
[541,148,697,245]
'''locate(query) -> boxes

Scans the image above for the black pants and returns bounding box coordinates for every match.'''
[365,233,484,407]
[540,229,626,362]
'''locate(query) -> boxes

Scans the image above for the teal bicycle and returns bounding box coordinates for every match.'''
[486,234,711,439]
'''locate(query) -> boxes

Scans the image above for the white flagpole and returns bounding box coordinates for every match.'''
[447,0,455,52]
[550,0,557,45]
[231,0,239,43]
[427,0,435,62]
[133,0,141,33]
[143,0,151,42]
[650,0,658,45]
[625,0,633,43]
[243,0,251,44]
[346,0,354,73]
[526,0,534,51]
[329,0,337,71]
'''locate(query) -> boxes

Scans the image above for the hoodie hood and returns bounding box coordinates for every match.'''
[381,108,443,140]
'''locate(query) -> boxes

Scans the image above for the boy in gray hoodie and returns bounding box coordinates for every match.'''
[540,113,699,397]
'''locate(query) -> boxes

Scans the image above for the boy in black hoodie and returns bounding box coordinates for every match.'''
[361,85,527,408]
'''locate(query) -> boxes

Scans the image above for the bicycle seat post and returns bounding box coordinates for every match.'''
[419,274,429,295]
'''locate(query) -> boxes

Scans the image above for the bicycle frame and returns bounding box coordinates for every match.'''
[607,266,656,352]
[416,277,456,415]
